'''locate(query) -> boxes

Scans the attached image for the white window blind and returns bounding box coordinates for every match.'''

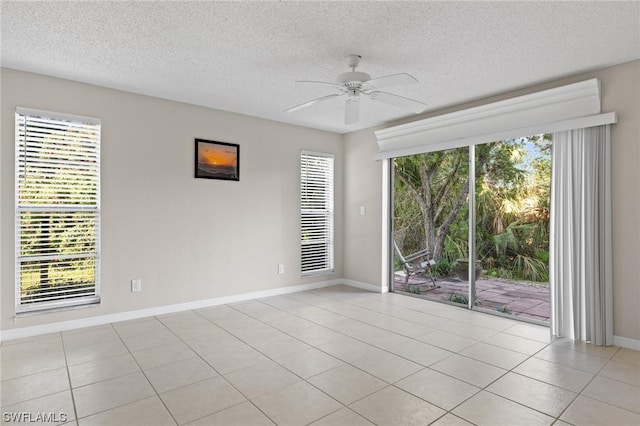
[300,151,334,276]
[15,108,101,313]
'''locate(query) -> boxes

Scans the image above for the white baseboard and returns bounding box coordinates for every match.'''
[342,279,387,293]
[613,335,640,351]
[0,279,342,343]
[6,279,637,352]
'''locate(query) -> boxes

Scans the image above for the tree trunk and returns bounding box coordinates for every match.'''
[433,179,470,259]
[418,162,437,256]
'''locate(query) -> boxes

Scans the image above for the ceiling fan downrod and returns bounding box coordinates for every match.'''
[338,55,371,85]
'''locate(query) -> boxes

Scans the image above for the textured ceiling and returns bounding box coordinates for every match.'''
[2,1,639,134]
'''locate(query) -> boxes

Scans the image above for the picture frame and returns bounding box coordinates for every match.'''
[194,139,240,181]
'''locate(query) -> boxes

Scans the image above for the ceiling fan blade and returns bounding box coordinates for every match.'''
[284,94,342,113]
[345,98,359,125]
[370,91,427,114]
[296,80,346,91]
[365,73,418,89]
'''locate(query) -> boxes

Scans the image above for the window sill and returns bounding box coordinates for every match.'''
[15,300,101,317]
[301,270,335,279]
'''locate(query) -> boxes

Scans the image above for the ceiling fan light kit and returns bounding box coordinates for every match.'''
[284,54,428,125]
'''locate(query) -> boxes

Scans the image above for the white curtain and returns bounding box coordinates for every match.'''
[550,125,613,346]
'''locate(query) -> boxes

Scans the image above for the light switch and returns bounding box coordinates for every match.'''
[360,205,366,216]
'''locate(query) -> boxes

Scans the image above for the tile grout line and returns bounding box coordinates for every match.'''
[220,299,464,421]
[225,296,494,422]
[334,289,636,423]
[3,287,637,425]
[202,304,369,424]
[270,290,564,421]
[63,322,179,425]
[196,292,636,426]
[346,292,563,423]
[60,330,82,425]
[117,318,183,426]
[168,310,299,426]
[0,334,74,415]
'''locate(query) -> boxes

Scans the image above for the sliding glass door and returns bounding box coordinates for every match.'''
[473,137,551,321]
[391,135,551,323]
[393,146,471,307]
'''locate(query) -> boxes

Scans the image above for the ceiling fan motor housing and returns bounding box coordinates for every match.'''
[337,71,372,85]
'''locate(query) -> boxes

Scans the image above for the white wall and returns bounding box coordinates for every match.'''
[344,60,640,342]
[343,127,386,287]
[3,61,638,343]
[1,69,344,332]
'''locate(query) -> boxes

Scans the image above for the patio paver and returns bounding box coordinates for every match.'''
[394,274,550,323]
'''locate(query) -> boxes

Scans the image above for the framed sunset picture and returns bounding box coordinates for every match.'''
[195,139,240,181]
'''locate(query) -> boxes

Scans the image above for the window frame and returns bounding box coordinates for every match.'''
[300,150,335,277]
[15,107,101,313]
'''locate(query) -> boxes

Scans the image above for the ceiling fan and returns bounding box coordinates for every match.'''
[284,54,428,125]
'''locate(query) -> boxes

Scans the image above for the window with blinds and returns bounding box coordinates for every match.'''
[300,151,334,276]
[15,108,101,313]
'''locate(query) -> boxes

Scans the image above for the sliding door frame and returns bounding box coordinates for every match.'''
[386,159,396,293]
[467,145,476,309]
[387,146,477,301]
[388,143,548,326]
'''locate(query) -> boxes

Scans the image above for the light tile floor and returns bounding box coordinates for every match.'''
[1,285,639,425]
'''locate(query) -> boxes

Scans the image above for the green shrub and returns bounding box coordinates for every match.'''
[535,249,549,263]
[432,259,454,278]
[407,286,422,295]
[496,305,512,314]
[444,293,469,305]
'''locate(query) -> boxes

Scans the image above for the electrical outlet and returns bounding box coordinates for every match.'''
[131,279,142,292]
[278,264,285,274]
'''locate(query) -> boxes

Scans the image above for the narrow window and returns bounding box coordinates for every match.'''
[15,108,101,313]
[300,151,334,276]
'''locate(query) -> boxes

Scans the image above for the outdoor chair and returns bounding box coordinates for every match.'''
[394,241,437,289]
